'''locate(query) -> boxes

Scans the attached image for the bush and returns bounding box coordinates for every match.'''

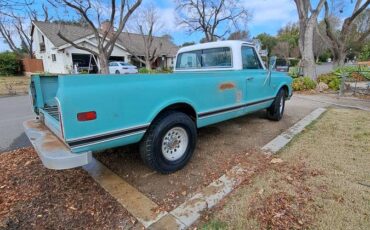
[328,77,341,90]
[161,67,173,73]
[138,67,173,74]
[138,67,151,74]
[288,66,300,78]
[0,52,20,76]
[317,73,341,90]
[289,58,299,67]
[292,77,316,91]
[359,43,370,61]
[334,65,370,80]
[318,51,332,63]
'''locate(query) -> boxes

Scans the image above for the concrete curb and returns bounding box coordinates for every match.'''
[83,158,168,228]
[262,107,327,154]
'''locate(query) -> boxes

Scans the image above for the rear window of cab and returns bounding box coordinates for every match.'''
[176,47,232,69]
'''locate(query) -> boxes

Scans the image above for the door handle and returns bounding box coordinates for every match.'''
[246,77,254,81]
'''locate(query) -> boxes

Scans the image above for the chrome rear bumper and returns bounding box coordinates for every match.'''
[23,119,92,170]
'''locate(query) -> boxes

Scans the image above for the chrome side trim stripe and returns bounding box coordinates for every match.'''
[67,124,149,147]
[70,130,146,149]
[198,97,275,119]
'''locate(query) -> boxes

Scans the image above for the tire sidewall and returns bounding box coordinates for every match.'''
[276,90,285,120]
[150,113,196,172]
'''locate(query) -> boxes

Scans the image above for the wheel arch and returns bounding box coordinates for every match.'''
[279,84,290,98]
[150,102,198,126]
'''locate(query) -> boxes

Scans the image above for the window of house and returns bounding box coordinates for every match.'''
[51,54,56,62]
[241,46,262,69]
[40,35,46,52]
[176,47,232,69]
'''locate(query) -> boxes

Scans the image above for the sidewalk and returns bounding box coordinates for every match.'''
[294,93,370,111]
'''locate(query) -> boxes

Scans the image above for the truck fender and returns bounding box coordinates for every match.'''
[147,99,198,127]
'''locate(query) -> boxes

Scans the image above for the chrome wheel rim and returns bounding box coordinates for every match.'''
[279,97,284,114]
[162,127,189,161]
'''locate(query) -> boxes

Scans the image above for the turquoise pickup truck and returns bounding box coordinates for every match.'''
[24,41,292,173]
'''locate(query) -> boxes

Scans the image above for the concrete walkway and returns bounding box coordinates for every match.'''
[294,94,370,111]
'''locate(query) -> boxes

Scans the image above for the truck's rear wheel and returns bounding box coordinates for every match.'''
[139,111,197,174]
[267,89,286,121]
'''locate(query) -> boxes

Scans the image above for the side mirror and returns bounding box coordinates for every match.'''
[269,56,277,70]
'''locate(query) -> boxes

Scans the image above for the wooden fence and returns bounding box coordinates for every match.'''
[22,58,44,73]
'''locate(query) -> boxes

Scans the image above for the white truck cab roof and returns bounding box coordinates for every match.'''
[174,40,266,72]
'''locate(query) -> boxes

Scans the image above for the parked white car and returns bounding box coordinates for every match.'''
[109,62,138,74]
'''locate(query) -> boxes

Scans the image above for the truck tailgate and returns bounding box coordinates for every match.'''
[30,75,63,139]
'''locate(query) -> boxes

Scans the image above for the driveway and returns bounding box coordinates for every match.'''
[0,95,33,152]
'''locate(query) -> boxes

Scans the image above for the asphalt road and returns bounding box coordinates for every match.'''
[0,95,34,152]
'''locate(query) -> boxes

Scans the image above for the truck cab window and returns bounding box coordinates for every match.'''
[201,47,231,67]
[241,46,262,69]
[176,51,201,69]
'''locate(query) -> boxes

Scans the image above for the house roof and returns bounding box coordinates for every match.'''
[32,21,178,57]
[32,21,94,47]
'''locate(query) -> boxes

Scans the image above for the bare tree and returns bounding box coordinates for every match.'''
[55,0,142,74]
[227,30,249,41]
[0,0,42,57]
[272,41,290,58]
[277,22,300,58]
[176,0,249,42]
[125,4,163,70]
[324,0,370,67]
[294,0,326,79]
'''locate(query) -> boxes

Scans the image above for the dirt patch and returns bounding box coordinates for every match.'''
[0,147,141,229]
[0,76,29,96]
[95,110,302,211]
[198,108,370,229]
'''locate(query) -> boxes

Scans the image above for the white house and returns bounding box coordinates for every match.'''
[31,21,178,74]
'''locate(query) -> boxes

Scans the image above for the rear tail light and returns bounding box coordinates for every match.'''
[77,111,97,121]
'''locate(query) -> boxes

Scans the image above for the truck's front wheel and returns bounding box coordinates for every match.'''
[267,88,286,121]
[139,111,197,174]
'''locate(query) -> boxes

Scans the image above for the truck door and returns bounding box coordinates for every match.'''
[241,46,275,113]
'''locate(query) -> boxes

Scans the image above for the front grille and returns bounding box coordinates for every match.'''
[43,105,60,121]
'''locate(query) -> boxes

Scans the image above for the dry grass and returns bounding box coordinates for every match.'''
[199,108,370,230]
[0,76,29,96]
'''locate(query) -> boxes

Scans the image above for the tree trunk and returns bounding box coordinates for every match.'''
[300,19,317,79]
[145,60,152,70]
[98,54,109,74]
[334,52,346,68]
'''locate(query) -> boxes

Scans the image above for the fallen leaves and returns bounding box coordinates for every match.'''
[250,192,312,230]
[247,160,322,230]
[270,158,284,164]
[0,147,141,229]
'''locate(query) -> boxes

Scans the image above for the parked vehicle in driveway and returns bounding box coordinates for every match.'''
[24,41,292,173]
[109,61,138,74]
[275,58,289,72]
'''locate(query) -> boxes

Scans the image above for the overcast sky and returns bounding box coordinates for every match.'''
[0,0,357,51]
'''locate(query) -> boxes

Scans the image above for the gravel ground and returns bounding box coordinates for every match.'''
[0,147,142,230]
